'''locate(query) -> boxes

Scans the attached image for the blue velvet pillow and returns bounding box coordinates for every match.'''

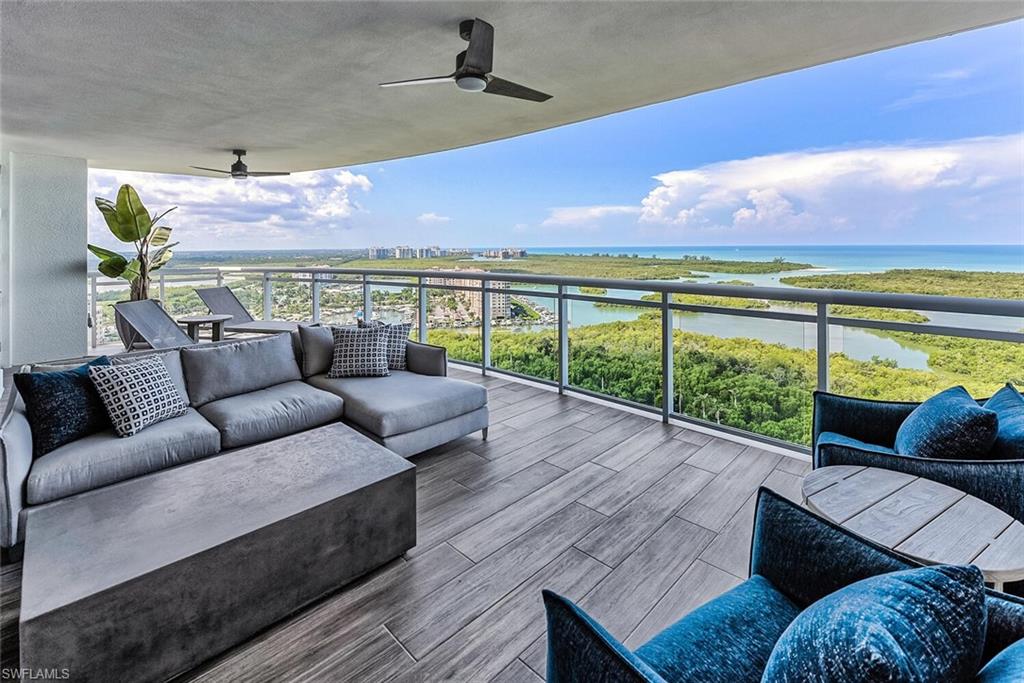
[13,356,112,457]
[895,386,998,460]
[976,637,1024,683]
[984,384,1024,460]
[761,565,987,683]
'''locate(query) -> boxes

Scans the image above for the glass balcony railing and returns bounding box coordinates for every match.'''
[88,266,1024,452]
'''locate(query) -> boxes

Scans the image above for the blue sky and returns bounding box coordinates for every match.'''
[90,20,1024,251]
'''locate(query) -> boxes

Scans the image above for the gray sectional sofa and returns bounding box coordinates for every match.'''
[0,327,489,551]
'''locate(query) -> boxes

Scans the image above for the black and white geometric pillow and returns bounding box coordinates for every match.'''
[357,319,413,370]
[328,325,390,378]
[89,356,189,437]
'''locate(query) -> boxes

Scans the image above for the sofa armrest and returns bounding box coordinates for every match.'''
[0,391,33,549]
[817,438,1024,521]
[406,341,447,377]
[812,391,917,453]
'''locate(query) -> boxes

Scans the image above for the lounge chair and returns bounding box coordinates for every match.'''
[113,300,196,350]
[196,286,299,334]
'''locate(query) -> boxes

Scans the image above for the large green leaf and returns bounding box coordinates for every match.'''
[94,198,125,238]
[97,255,128,279]
[150,248,174,271]
[121,258,143,283]
[88,243,121,260]
[115,185,152,243]
[149,226,172,246]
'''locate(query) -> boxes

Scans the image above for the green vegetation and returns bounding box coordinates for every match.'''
[346,253,813,280]
[578,286,608,295]
[781,269,1024,300]
[827,306,930,323]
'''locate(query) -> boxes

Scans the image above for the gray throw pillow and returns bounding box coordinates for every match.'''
[328,326,390,378]
[89,356,189,437]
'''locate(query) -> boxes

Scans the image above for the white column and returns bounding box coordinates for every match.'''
[2,152,88,365]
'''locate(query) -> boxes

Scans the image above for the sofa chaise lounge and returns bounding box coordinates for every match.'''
[1,327,489,551]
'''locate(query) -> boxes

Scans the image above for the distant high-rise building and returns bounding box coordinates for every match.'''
[427,270,511,319]
[367,247,391,259]
[394,246,416,259]
[482,247,527,260]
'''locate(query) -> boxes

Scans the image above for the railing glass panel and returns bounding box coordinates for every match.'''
[490,282,558,382]
[426,286,482,365]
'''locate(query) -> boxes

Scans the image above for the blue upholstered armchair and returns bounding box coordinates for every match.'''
[812,391,1024,521]
[543,488,1024,682]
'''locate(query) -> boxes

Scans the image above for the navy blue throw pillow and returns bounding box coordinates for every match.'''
[13,357,112,457]
[895,386,997,460]
[984,383,1024,460]
[762,565,987,683]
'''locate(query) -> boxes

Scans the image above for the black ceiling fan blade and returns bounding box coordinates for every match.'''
[190,166,231,174]
[463,18,493,74]
[483,77,552,102]
[246,171,291,177]
[379,74,455,88]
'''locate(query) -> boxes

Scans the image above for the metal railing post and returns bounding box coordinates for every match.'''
[481,279,491,375]
[90,275,98,349]
[817,303,830,391]
[262,273,272,321]
[216,270,224,288]
[362,274,373,322]
[661,292,673,424]
[557,285,569,394]
[311,274,321,322]
[158,273,166,302]
[418,277,428,343]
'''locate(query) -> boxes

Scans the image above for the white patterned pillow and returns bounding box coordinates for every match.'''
[89,356,189,437]
[328,325,390,378]
[357,319,413,370]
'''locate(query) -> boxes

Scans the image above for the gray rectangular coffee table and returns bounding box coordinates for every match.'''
[19,423,415,682]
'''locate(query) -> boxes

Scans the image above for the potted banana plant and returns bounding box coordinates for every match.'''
[88,184,178,347]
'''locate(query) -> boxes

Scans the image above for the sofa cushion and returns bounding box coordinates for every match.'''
[984,383,1024,460]
[90,356,189,437]
[307,370,487,437]
[634,575,799,683]
[27,408,220,504]
[817,431,896,455]
[297,324,335,377]
[13,356,112,457]
[976,636,1024,683]
[197,381,344,449]
[762,565,987,683]
[895,386,998,460]
[181,334,302,406]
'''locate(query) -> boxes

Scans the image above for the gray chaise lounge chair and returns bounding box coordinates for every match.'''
[113,300,196,350]
[196,286,299,334]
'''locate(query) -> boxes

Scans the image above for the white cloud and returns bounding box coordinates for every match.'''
[541,205,640,227]
[637,134,1023,237]
[88,167,372,248]
[417,212,450,224]
[884,67,982,111]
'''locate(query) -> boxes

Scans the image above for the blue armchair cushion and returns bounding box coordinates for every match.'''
[762,564,987,683]
[635,575,800,683]
[817,431,896,455]
[12,356,112,457]
[977,637,1024,683]
[984,384,1024,460]
[895,386,998,460]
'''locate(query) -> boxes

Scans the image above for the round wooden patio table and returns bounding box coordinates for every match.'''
[802,465,1024,592]
[177,313,233,342]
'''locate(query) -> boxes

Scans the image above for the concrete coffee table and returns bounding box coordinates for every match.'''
[19,423,415,681]
[802,465,1024,591]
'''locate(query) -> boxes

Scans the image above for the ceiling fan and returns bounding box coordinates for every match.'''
[380,18,552,103]
[191,150,290,179]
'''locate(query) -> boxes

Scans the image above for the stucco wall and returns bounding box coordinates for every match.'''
[5,152,87,365]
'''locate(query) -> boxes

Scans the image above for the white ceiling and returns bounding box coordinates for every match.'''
[1,1,1020,176]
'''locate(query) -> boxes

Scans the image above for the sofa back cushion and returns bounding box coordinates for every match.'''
[984,383,1024,460]
[180,334,302,406]
[297,324,336,378]
[895,386,998,460]
[762,564,987,683]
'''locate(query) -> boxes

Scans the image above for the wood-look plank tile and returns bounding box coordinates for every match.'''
[301,626,413,682]
[684,437,746,474]
[451,463,615,562]
[488,392,563,424]
[388,503,605,659]
[578,517,716,640]
[774,455,812,477]
[470,409,588,461]
[544,415,651,471]
[392,549,609,682]
[573,405,630,433]
[577,440,698,516]
[699,470,804,578]
[676,446,781,532]
[576,464,715,568]
[415,450,489,488]
[519,636,547,679]
[492,658,544,683]
[410,461,565,557]
[592,422,681,471]
[623,560,742,649]
[417,476,471,514]
[457,426,589,491]
[673,428,713,447]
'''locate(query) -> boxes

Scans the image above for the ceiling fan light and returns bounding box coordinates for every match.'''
[456,74,487,92]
